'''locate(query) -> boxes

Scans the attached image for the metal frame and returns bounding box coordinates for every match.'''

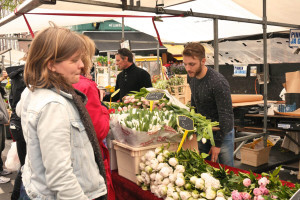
[2,0,300,143]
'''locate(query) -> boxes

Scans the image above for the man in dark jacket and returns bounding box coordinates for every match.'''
[7,64,27,200]
[183,43,234,167]
[112,48,152,101]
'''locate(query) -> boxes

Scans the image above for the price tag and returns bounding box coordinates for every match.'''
[176,115,194,152]
[145,92,165,111]
[177,115,194,131]
[145,92,165,101]
[110,89,120,109]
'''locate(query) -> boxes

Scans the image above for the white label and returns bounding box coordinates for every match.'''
[278,123,291,129]
[289,29,300,47]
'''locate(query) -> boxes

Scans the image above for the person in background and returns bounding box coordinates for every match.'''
[6,61,27,199]
[112,48,152,101]
[0,69,10,184]
[16,25,107,199]
[183,42,234,167]
[73,34,115,200]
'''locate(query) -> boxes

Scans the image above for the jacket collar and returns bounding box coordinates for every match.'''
[124,63,136,72]
[51,88,88,105]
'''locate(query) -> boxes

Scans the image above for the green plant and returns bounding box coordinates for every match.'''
[96,56,114,66]
[171,65,187,74]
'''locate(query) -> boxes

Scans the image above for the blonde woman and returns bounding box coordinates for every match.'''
[16,25,107,199]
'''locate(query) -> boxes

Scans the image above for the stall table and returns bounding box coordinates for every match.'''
[112,161,295,200]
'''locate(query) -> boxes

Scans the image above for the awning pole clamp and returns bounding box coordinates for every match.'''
[183,9,193,17]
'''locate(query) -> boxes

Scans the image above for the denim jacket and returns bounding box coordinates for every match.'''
[16,88,107,200]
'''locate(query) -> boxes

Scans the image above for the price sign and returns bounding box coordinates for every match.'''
[145,92,165,101]
[145,92,165,111]
[176,115,194,153]
[110,89,120,109]
[177,115,194,131]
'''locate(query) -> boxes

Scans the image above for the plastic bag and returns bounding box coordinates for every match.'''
[110,117,182,147]
[5,142,21,171]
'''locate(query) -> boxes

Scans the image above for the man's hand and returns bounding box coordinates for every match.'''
[209,146,221,162]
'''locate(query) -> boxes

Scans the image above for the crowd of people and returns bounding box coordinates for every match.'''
[0,24,234,200]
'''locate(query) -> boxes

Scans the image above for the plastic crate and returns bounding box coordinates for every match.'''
[106,138,118,170]
[240,143,271,167]
[113,141,178,183]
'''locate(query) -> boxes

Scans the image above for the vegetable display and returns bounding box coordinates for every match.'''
[136,146,299,200]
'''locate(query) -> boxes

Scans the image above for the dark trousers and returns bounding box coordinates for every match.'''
[10,122,26,200]
[0,125,5,172]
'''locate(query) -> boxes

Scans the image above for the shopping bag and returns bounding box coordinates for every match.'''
[5,142,21,171]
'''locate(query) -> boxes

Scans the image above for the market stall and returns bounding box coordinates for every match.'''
[2,0,300,199]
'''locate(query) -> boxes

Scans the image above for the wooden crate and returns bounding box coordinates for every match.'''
[240,143,271,167]
[175,74,188,85]
[169,85,186,96]
[185,84,191,104]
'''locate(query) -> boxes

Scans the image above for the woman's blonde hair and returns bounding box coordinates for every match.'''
[24,24,86,91]
[80,34,95,76]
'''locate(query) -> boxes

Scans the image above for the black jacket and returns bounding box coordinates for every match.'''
[113,63,152,101]
[7,65,26,141]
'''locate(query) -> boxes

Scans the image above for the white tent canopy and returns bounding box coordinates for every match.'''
[114,0,287,43]
[233,0,300,25]
[0,0,291,43]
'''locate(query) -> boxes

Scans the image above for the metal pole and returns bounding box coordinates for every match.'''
[213,18,219,72]
[124,6,300,29]
[122,17,125,42]
[107,52,111,86]
[157,42,160,76]
[263,0,268,141]
[9,50,11,67]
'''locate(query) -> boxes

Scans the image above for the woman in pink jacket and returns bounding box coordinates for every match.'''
[73,35,115,200]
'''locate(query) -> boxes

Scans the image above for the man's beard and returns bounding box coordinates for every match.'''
[188,64,202,78]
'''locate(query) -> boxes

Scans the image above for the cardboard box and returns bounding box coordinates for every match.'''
[240,143,271,167]
[285,71,300,93]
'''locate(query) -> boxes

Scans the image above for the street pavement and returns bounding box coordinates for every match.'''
[0,139,17,200]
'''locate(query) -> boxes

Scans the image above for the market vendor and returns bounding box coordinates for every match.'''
[112,48,152,102]
[183,42,234,167]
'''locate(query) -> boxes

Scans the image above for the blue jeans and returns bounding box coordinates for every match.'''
[198,129,235,167]
[18,183,30,200]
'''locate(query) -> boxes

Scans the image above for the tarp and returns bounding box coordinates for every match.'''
[0,0,289,43]
[233,0,300,26]
[114,0,287,43]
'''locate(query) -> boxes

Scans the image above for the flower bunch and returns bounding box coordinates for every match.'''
[112,108,176,133]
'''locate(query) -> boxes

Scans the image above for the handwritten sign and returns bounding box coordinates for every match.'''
[145,92,165,101]
[146,92,165,111]
[177,115,194,152]
[290,29,300,47]
[177,115,194,131]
